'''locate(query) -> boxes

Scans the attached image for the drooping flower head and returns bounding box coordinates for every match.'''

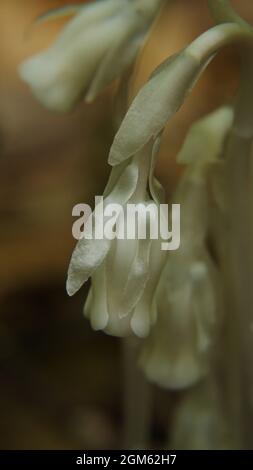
[139,106,233,389]
[19,0,164,112]
[67,139,167,337]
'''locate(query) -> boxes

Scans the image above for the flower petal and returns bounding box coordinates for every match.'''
[119,236,152,319]
[86,263,109,331]
[54,0,122,48]
[66,156,140,296]
[105,158,139,205]
[103,160,130,198]
[67,238,110,296]
[148,135,166,204]
[19,4,125,112]
[131,236,167,337]
[86,13,146,102]
[177,106,233,165]
[139,245,220,389]
[130,301,151,338]
[105,235,137,319]
[33,5,83,26]
[109,50,210,165]
[118,202,161,320]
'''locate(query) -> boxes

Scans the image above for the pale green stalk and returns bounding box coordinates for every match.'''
[208,0,253,448]
[122,338,153,449]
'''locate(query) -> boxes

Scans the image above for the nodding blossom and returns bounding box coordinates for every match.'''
[19,0,164,112]
[139,107,233,389]
[67,139,166,338]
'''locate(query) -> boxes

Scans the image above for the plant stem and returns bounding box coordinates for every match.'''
[187,23,253,62]
[208,0,252,31]
[223,50,253,448]
[122,338,153,448]
[208,0,253,448]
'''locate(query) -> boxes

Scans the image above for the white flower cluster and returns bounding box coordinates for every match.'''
[19,0,248,392]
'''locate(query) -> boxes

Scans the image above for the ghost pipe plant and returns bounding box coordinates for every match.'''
[18,0,253,449]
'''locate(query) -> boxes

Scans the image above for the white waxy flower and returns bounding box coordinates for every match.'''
[139,183,221,388]
[84,219,166,338]
[140,242,221,389]
[19,0,164,112]
[67,139,166,338]
[139,107,231,389]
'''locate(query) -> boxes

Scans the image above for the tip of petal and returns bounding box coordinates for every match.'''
[108,148,123,166]
[18,55,44,87]
[19,55,76,113]
[66,273,85,296]
[141,356,205,390]
[131,314,150,338]
[108,155,117,167]
[66,282,76,297]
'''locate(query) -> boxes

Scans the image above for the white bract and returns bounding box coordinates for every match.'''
[19,0,163,112]
[67,140,166,337]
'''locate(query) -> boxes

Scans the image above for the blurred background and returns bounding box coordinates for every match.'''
[0,0,251,449]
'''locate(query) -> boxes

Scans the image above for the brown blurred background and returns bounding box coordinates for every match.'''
[0,0,251,449]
